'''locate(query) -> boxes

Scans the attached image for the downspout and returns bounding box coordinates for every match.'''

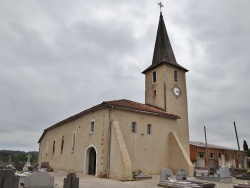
[107,106,113,178]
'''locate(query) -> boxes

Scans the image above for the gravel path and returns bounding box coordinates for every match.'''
[50,171,250,188]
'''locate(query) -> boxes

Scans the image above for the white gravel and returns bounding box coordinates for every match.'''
[49,171,250,188]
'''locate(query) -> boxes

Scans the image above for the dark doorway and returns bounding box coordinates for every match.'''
[88,147,96,175]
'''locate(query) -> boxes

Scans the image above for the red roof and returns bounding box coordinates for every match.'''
[38,99,179,143]
[103,99,180,119]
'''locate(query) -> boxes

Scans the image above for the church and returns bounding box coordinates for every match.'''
[38,11,193,181]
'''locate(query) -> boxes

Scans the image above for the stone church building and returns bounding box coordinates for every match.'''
[38,12,193,180]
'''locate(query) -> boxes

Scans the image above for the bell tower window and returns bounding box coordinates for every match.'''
[152,71,157,83]
[174,70,178,82]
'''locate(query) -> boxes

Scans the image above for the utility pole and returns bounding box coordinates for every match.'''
[204,126,209,171]
[234,121,243,168]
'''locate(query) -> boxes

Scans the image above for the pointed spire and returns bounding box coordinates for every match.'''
[142,12,188,74]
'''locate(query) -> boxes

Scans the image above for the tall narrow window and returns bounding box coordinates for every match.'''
[147,124,152,135]
[198,152,204,158]
[72,132,76,152]
[210,153,214,159]
[131,122,137,133]
[174,70,178,82]
[61,136,64,154]
[52,140,55,154]
[152,71,157,83]
[90,120,95,133]
[218,153,222,159]
[153,90,156,97]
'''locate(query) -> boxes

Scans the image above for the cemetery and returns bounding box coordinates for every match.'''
[1,153,250,187]
[2,153,250,188]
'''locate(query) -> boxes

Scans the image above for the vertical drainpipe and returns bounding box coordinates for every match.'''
[107,106,113,178]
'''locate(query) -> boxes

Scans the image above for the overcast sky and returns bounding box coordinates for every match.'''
[0,0,249,152]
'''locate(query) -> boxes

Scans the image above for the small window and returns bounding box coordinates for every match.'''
[147,124,152,135]
[72,132,76,152]
[153,90,156,97]
[61,136,64,154]
[131,122,137,133]
[90,120,95,133]
[218,153,222,159]
[210,153,214,159]
[174,70,178,82]
[198,152,204,158]
[152,71,157,83]
[52,140,55,154]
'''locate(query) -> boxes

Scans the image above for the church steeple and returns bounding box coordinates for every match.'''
[142,12,188,74]
[143,9,190,157]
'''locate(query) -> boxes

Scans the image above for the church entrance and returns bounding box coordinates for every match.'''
[88,147,96,175]
[84,146,97,176]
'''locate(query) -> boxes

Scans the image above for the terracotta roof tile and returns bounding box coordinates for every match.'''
[103,99,180,119]
[38,99,179,143]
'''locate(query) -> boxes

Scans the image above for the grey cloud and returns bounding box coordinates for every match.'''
[0,0,249,151]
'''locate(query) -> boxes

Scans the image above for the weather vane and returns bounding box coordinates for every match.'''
[158,2,164,12]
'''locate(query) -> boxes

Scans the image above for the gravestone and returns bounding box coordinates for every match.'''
[41,162,49,168]
[219,166,230,178]
[0,169,19,188]
[23,154,32,172]
[24,171,54,188]
[63,173,79,188]
[176,169,187,180]
[160,168,173,182]
[195,169,209,176]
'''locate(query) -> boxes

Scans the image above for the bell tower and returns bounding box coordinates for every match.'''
[142,12,190,154]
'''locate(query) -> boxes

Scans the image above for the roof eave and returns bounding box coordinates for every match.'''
[37,103,107,144]
[142,61,188,74]
[105,104,180,119]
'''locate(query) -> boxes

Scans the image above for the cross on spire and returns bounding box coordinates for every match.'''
[158,2,164,12]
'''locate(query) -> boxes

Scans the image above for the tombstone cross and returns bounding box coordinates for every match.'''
[27,154,32,163]
[8,155,12,164]
[158,2,164,12]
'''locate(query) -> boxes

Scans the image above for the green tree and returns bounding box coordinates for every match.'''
[243,140,249,151]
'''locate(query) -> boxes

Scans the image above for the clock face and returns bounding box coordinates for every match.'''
[174,87,180,96]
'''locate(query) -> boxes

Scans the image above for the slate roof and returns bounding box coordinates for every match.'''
[38,99,180,143]
[190,141,238,151]
[142,12,188,74]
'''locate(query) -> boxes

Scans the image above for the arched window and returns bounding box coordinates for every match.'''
[72,132,76,152]
[52,140,56,154]
[61,136,64,154]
